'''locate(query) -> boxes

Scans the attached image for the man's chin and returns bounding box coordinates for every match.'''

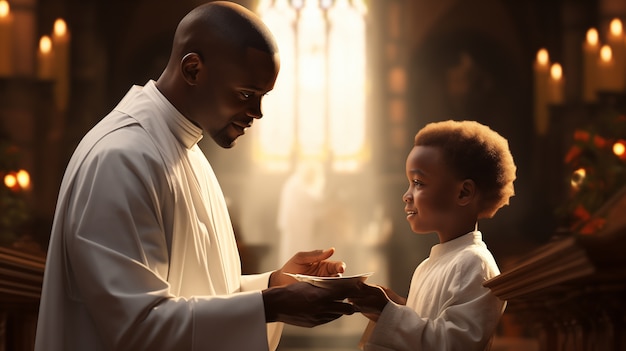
[212,135,238,149]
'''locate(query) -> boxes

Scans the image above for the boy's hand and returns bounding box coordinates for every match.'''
[380,286,407,306]
[348,283,404,322]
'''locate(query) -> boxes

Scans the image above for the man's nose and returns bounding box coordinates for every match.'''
[247,98,263,119]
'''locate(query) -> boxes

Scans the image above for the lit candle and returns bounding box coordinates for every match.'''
[548,62,564,104]
[0,0,13,76]
[4,173,17,190]
[614,140,626,160]
[52,18,70,111]
[37,35,54,80]
[534,48,550,135]
[16,169,30,190]
[607,18,625,91]
[597,44,621,92]
[582,28,599,102]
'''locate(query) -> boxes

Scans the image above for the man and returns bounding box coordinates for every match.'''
[35,2,355,350]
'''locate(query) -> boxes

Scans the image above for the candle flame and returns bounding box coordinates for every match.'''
[614,141,626,157]
[610,18,623,37]
[550,63,563,80]
[16,169,30,189]
[586,28,598,45]
[600,45,613,62]
[39,35,52,54]
[3,170,30,190]
[54,18,67,37]
[0,0,9,18]
[536,48,549,65]
[4,174,16,189]
[571,168,586,189]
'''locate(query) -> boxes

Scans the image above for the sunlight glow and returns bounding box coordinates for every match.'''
[328,0,367,171]
[297,0,327,158]
[256,0,296,171]
[256,0,368,172]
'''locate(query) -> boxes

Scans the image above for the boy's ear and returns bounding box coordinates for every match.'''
[457,179,476,206]
[181,52,202,86]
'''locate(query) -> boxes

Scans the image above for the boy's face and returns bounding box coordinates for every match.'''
[403,145,464,237]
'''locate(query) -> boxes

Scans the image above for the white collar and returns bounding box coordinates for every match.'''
[143,80,203,149]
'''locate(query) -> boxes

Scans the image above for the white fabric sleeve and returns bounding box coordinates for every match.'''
[240,272,285,351]
[363,259,504,351]
[240,272,273,291]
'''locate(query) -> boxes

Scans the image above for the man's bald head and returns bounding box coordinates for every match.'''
[155,1,280,148]
[169,1,278,64]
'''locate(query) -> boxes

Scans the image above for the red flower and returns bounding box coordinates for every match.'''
[579,217,606,235]
[593,135,608,148]
[572,204,591,222]
[564,145,582,164]
[573,130,590,142]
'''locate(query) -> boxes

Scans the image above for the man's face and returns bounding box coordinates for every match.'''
[189,46,280,148]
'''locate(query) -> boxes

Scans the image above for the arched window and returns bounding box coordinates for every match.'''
[255,0,368,173]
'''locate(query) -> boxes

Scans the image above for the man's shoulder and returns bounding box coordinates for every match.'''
[72,112,162,167]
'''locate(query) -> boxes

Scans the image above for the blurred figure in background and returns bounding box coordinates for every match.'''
[277,160,326,264]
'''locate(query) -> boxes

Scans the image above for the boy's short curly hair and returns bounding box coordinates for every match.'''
[414,120,516,218]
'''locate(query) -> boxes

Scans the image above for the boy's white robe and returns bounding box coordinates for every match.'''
[35,81,282,351]
[361,231,505,351]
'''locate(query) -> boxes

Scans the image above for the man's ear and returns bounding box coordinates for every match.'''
[458,179,476,206]
[181,52,202,86]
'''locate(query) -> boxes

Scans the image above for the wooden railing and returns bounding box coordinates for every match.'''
[484,189,626,351]
[0,246,45,351]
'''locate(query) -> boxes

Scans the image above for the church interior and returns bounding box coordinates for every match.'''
[1,0,625,350]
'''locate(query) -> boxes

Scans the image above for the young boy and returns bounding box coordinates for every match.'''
[350,120,516,350]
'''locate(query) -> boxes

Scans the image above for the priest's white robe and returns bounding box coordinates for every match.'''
[35,80,283,351]
[361,231,505,351]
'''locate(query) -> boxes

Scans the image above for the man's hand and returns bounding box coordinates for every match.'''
[262,281,356,327]
[270,248,346,287]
